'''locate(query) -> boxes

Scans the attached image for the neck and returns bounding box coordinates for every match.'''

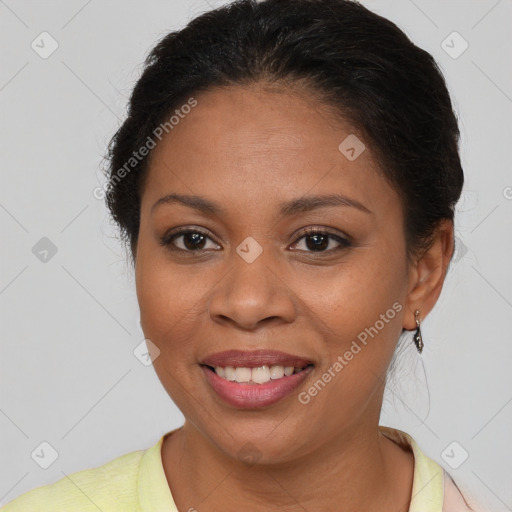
[161,420,414,512]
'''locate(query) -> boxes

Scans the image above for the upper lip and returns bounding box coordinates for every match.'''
[200,349,315,369]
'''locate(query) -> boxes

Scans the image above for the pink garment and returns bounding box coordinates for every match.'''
[443,472,475,511]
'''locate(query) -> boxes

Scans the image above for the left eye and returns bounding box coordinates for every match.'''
[160,228,351,254]
[291,229,351,253]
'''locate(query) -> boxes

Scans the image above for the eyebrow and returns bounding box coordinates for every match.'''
[151,192,373,217]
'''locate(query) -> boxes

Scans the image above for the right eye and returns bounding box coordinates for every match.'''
[160,228,221,253]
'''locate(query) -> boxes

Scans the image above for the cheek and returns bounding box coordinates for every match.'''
[135,240,187,348]
[136,259,174,338]
[311,237,408,364]
[135,241,216,365]
[135,248,203,409]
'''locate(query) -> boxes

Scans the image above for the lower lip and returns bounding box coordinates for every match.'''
[201,365,314,409]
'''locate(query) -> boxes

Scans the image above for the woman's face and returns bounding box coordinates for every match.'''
[135,84,413,463]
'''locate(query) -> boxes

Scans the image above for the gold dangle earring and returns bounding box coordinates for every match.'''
[413,309,424,354]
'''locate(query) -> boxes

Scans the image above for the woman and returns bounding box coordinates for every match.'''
[2,0,480,510]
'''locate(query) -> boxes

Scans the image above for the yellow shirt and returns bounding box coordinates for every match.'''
[1,426,476,511]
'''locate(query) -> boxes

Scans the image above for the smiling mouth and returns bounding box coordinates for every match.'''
[202,364,314,385]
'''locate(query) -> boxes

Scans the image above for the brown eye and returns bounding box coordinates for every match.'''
[160,229,221,252]
[291,228,351,254]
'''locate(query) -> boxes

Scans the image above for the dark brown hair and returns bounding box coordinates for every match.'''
[103,0,464,264]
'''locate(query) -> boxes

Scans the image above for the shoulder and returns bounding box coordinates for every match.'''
[443,472,478,512]
[0,448,145,512]
[379,426,480,512]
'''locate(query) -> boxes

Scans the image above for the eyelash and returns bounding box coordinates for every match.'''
[159,226,352,255]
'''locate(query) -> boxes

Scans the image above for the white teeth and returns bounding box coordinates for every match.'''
[252,366,271,384]
[213,364,308,384]
[224,366,236,381]
[269,365,284,379]
[234,367,252,383]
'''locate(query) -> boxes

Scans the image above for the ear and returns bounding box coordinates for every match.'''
[403,219,454,330]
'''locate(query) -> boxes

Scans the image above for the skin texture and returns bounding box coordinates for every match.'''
[135,83,454,512]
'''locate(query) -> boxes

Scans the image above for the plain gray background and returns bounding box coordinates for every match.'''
[1,0,511,509]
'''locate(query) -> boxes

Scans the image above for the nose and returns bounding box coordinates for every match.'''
[207,246,297,331]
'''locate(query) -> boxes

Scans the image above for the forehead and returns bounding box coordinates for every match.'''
[142,85,398,219]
